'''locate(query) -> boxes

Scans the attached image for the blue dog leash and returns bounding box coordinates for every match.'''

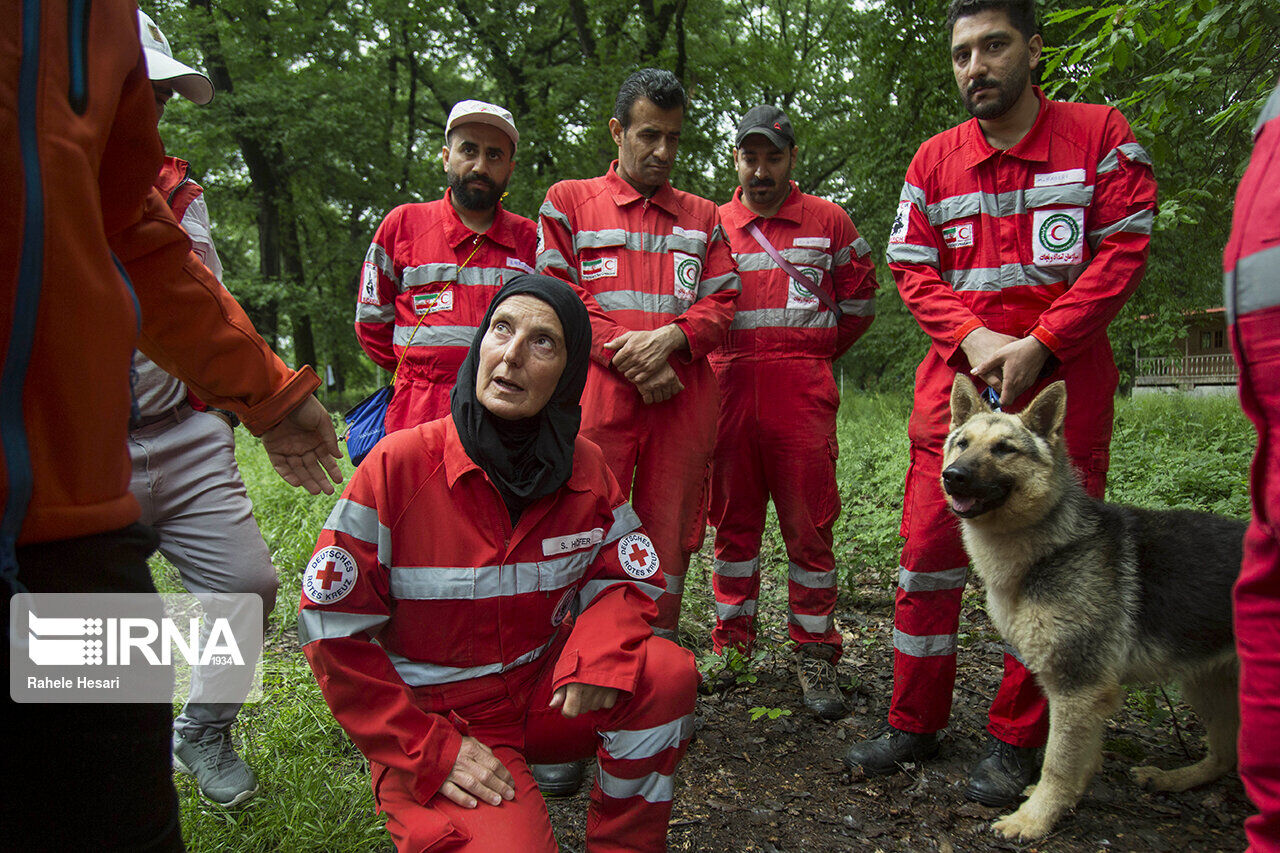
[982,386,1002,412]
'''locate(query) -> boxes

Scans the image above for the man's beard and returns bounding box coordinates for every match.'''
[448,171,505,211]
[962,63,1029,120]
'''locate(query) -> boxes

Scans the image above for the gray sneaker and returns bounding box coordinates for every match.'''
[172,728,259,806]
[795,645,849,720]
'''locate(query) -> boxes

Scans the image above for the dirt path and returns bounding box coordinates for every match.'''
[546,564,1251,852]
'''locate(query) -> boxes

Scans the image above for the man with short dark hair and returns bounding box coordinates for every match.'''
[842,0,1157,806]
[710,105,877,719]
[357,100,537,435]
[537,68,740,643]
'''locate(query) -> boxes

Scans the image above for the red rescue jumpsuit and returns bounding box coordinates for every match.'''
[1226,83,1280,853]
[709,184,877,657]
[356,193,537,432]
[301,418,699,853]
[888,88,1157,744]
[537,164,740,637]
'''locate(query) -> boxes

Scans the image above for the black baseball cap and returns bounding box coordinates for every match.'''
[734,105,796,149]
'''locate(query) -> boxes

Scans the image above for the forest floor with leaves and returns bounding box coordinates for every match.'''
[543,549,1254,853]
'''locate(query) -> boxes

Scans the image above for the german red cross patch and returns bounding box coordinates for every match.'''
[617,532,660,580]
[303,546,358,604]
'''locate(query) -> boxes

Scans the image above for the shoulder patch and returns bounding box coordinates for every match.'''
[888,200,912,245]
[303,546,359,605]
[617,532,659,580]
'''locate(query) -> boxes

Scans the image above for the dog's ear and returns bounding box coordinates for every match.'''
[950,373,987,428]
[1020,381,1066,442]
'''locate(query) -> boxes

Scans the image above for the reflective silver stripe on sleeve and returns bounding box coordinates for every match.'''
[324,499,391,568]
[572,229,708,256]
[885,243,940,266]
[697,271,740,299]
[787,609,833,634]
[945,262,1088,292]
[788,562,836,589]
[716,599,757,621]
[355,301,396,324]
[393,325,477,347]
[664,573,685,595]
[297,609,389,645]
[1256,86,1280,133]
[900,181,927,210]
[833,245,852,266]
[1228,244,1280,321]
[893,628,957,658]
[838,297,876,317]
[364,243,398,283]
[897,565,968,592]
[604,503,642,544]
[539,199,571,232]
[1097,141,1153,174]
[730,308,837,331]
[578,579,664,610]
[390,552,593,600]
[388,635,556,686]
[1087,208,1155,249]
[713,558,758,578]
[735,248,833,272]
[535,249,579,283]
[600,713,695,760]
[596,767,677,803]
[594,290,684,316]
[852,236,872,257]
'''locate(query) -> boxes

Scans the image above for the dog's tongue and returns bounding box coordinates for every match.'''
[950,495,977,513]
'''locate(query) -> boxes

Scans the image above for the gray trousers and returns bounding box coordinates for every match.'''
[128,406,277,736]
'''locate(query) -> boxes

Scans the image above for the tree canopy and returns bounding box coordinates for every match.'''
[144,0,1278,397]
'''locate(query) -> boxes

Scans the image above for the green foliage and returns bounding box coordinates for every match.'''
[748,705,793,722]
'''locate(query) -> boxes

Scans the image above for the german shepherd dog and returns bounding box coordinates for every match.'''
[940,375,1245,841]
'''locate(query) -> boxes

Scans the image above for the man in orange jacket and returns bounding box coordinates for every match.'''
[2,2,343,848]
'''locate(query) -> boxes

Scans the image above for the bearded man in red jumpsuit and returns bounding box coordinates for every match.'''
[708,105,877,719]
[842,0,1157,807]
[303,275,699,853]
[536,68,740,644]
[1227,79,1280,853]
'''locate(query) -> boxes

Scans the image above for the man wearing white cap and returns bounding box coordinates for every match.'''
[134,8,273,808]
[355,100,538,434]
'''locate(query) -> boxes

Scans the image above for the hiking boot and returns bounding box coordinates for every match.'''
[172,728,259,806]
[795,645,849,720]
[842,725,940,775]
[965,734,1042,806]
[530,761,585,797]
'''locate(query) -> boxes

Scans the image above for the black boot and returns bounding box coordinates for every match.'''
[842,725,939,775]
[965,735,1042,806]
[530,761,585,797]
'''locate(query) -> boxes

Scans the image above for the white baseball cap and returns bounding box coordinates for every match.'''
[137,10,214,105]
[445,100,519,148]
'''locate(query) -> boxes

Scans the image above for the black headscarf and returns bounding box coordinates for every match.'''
[450,274,591,522]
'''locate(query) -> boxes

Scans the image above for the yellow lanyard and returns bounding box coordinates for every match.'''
[392,234,486,383]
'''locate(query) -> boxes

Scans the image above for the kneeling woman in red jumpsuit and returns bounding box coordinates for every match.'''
[301,274,700,852]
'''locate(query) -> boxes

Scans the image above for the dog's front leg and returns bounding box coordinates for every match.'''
[993,684,1119,841]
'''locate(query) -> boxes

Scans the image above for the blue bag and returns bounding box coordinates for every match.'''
[343,385,392,465]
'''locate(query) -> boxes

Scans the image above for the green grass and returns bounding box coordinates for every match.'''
[163,393,1253,850]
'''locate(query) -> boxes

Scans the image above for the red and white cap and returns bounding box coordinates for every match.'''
[137,10,214,105]
[445,100,519,148]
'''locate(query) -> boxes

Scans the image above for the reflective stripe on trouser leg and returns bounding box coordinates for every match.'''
[890,449,971,734]
[757,358,841,651]
[588,637,700,853]
[708,359,768,654]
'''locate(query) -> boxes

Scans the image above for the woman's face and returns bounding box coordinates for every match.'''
[476,294,567,420]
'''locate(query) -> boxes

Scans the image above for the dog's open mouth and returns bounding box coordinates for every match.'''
[942,483,1010,518]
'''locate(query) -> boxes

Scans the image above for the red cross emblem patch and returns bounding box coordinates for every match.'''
[617,532,659,580]
[303,546,358,604]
